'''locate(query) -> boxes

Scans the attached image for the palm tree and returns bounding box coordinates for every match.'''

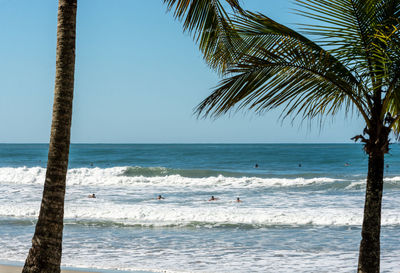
[22,0,243,272]
[22,0,77,272]
[194,1,400,272]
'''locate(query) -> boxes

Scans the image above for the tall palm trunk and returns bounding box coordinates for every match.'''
[358,117,387,273]
[22,0,77,272]
[358,150,384,273]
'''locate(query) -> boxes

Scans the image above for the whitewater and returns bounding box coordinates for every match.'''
[0,144,399,272]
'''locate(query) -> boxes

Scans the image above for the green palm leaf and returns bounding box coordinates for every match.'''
[196,1,400,134]
[164,0,243,72]
[196,11,371,125]
[296,0,400,90]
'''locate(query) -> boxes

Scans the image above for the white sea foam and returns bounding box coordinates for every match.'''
[0,166,345,189]
[1,167,400,228]
[1,200,400,227]
[384,176,400,182]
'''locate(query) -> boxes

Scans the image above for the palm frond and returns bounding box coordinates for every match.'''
[164,0,244,72]
[378,16,400,125]
[295,0,400,91]
[195,11,371,125]
[386,67,400,134]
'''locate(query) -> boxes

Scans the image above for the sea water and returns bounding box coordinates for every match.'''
[0,144,399,272]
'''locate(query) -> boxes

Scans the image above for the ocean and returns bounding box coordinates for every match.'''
[0,144,399,272]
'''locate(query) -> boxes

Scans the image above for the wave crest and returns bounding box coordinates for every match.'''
[0,166,400,190]
[2,204,399,228]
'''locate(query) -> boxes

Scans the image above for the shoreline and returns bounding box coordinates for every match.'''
[0,264,155,273]
[0,264,98,273]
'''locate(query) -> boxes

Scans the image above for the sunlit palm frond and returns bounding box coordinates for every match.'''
[232,11,367,86]
[195,11,371,125]
[370,2,400,86]
[386,66,400,134]
[164,0,243,72]
[296,0,399,90]
[377,14,400,127]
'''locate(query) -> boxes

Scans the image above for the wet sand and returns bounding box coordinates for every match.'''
[0,264,99,273]
[0,264,155,273]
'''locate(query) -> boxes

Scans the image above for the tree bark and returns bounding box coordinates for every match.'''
[357,145,385,273]
[22,0,77,272]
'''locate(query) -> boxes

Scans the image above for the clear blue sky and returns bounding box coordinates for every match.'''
[0,0,364,143]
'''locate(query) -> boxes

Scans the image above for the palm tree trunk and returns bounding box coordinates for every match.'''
[358,145,385,273]
[22,0,77,272]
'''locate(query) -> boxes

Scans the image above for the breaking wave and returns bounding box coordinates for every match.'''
[1,204,399,228]
[0,166,400,190]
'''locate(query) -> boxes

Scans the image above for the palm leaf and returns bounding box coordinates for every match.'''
[196,11,371,125]
[164,0,243,72]
[296,0,400,92]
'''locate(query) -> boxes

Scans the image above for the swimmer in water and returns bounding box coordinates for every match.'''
[254,164,259,168]
[88,193,96,198]
[344,162,350,167]
[157,195,165,200]
[236,197,242,202]
[209,196,219,201]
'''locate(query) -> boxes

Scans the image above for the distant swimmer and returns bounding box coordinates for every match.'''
[344,162,350,167]
[209,196,219,201]
[157,195,165,200]
[254,164,259,168]
[298,163,302,167]
[88,193,96,198]
[236,197,242,202]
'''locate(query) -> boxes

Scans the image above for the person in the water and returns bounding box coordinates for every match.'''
[88,193,96,198]
[209,196,219,201]
[236,197,242,202]
[157,195,165,200]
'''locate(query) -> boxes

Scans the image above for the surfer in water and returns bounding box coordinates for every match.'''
[157,195,165,200]
[209,196,219,201]
[88,193,96,198]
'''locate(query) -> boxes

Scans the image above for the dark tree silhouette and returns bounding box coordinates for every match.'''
[23,0,77,272]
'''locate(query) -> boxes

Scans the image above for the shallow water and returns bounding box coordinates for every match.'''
[0,144,399,272]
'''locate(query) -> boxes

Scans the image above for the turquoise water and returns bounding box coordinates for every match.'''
[0,144,399,272]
